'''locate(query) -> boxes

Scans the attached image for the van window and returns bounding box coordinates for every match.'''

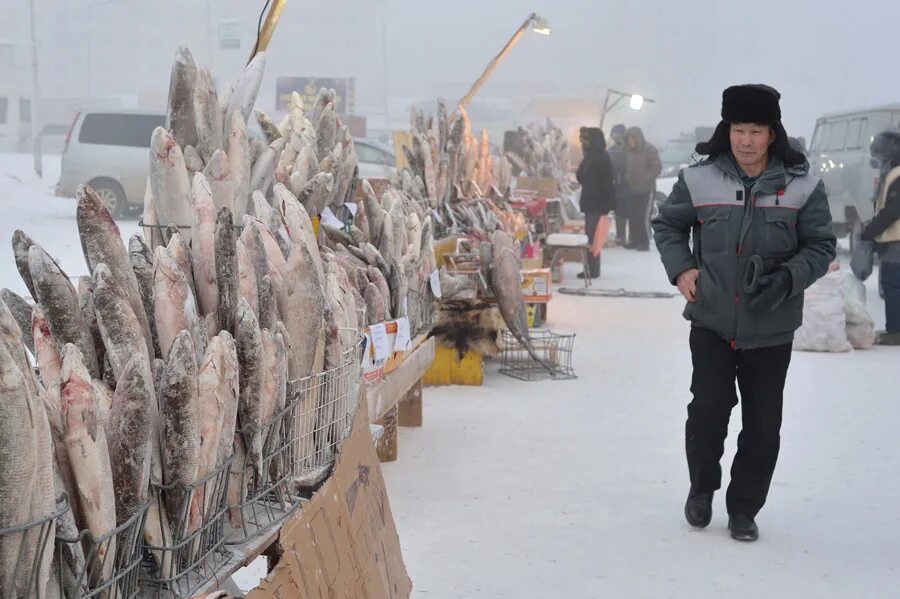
[827,120,848,151]
[19,99,30,123]
[847,118,868,150]
[78,113,165,148]
[811,122,829,152]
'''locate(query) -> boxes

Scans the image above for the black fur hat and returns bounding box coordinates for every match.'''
[696,84,806,167]
[722,84,781,124]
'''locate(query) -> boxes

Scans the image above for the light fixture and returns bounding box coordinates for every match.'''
[629,94,645,111]
[531,15,551,35]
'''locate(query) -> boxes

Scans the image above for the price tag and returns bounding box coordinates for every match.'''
[369,323,392,361]
[394,318,411,351]
[429,270,442,298]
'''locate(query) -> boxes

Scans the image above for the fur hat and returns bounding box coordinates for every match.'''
[721,84,781,125]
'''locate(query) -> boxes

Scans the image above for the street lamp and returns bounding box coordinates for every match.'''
[458,12,550,110]
[599,88,655,130]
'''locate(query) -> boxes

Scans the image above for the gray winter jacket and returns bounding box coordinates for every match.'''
[652,154,837,349]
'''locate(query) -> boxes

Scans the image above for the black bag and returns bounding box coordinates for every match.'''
[851,238,875,281]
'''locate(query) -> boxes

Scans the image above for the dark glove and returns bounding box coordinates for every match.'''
[749,268,792,312]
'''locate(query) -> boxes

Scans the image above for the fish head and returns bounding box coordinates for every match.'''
[77,184,120,235]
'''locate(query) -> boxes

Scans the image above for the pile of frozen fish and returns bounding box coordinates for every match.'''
[504,118,571,182]
[144,45,359,246]
[0,45,439,597]
[403,101,513,205]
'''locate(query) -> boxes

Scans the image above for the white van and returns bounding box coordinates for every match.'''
[56,109,165,217]
[807,104,900,243]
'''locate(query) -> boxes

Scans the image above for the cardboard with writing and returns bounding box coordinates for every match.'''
[247,397,411,598]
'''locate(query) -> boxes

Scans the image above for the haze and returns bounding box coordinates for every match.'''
[1,0,898,144]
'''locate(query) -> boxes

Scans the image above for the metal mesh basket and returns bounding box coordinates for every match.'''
[141,455,233,597]
[407,283,434,336]
[224,411,302,545]
[55,498,150,599]
[499,329,576,381]
[0,493,67,599]
[283,340,363,490]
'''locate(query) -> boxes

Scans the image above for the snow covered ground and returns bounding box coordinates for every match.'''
[382,251,897,597]
[2,153,896,596]
[0,153,143,296]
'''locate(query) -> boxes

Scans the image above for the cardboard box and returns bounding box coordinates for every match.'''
[520,247,543,270]
[247,399,411,598]
[515,176,559,198]
[521,268,551,303]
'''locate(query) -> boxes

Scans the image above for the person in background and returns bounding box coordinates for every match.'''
[608,124,629,245]
[861,129,900,345]
[575,127,616,278]
[624,127,662,251]
[652,84,836,542]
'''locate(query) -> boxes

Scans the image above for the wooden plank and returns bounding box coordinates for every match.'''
[366,335,434,423]
[375,405,399,462]
[398,381,422,427]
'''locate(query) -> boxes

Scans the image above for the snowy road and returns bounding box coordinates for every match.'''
[382,250,898,597]
[2,153,897,596]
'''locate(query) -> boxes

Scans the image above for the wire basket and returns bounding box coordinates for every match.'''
[282,340,363,491]
[141,455,233,597]
[499,329,577,381]
[407,283,435,336]
[224,411,302,545]
[0,493,67,599]
[54,498,150,599]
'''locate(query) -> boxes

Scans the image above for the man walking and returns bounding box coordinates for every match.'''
[625,127,661,250]
[652,85,836,541]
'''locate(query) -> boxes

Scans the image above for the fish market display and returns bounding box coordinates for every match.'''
[0,42,444,595]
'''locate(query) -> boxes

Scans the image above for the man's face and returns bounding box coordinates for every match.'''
[730,123,774,168]
[627,136,638,150]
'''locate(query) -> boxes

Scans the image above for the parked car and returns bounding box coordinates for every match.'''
[656,127,713,203]
[57,109,397,217]
[354,137,396,179]
[807,104,900,246]
[56,109,165,217]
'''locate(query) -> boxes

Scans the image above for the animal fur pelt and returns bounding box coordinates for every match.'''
[428,299,502,359]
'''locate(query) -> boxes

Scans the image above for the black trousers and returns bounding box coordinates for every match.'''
[615,194,629,245]
[584,211,602,276]
[686,326,793,517]
[627,192,653,250]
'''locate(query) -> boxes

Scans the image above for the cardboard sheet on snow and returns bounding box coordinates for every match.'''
[247,399,411,598]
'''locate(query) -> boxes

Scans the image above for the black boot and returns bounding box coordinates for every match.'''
[684,491,713,528]
[576,271,599,280]
[728,514,759,542]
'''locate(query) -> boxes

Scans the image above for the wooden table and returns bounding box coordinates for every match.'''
[365,334,434,462]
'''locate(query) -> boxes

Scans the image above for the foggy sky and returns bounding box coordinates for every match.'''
[6,0,900,144]
[383,0,900,140]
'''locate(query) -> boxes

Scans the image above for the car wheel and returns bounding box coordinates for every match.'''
[89,180,127,218]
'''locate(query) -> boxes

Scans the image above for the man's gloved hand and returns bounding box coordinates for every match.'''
[749,268,792,312]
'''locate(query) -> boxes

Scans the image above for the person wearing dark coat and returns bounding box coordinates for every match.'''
[652,84,836,542]
[861,128,900,345]
[607,124,629,245]
[576,127,616,278]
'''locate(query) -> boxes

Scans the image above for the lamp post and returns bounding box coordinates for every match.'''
[458,12,550,110]
[28,0,42,177]
[598,88,655,130]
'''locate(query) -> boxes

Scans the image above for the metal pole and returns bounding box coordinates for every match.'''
[248,0,287,65]
[458,12,536,110]
[28,0,42,177]
[206,0,215,68]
